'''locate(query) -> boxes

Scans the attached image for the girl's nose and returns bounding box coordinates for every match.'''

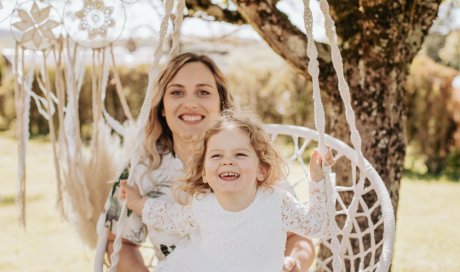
[221,160,234,166]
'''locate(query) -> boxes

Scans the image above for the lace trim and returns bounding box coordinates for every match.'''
[142,198,198,236]
[281,179,329,238]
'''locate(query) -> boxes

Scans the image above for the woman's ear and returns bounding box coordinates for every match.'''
[202,170,208,183]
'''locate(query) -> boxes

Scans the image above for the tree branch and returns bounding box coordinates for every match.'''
[232,0,334,84]
[185,0,246,25]
[185,0,336,89]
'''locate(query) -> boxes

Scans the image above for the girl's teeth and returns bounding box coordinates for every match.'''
[220,172,239,179]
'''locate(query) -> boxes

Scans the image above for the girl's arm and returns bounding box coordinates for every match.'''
[281,148,334,271]
[120,180,198,236]
[282,179,330,238]
[281,148,333,238]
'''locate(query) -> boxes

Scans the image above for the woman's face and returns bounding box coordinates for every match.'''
[163,61,221,146]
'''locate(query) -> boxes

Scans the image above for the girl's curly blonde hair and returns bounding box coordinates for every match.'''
[176,111,288,204]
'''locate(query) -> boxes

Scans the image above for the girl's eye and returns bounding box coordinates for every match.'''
[236,153,247,157]
[210,154,221,159]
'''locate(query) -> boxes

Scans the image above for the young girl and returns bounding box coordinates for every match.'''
[120,112,333,272]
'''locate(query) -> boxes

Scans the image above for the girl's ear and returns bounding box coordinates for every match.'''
[257,165,267,182]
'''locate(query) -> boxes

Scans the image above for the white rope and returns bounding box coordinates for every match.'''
[39,49,65,217]
[62,41,93,220]
[302,0,342,270]
[13,45,32,227]
[52,40,70,220]
[169,0,186,58]
[136,0,174,129]
[107,0,175,270]
[318,1,374,268]
[109,45,134,121]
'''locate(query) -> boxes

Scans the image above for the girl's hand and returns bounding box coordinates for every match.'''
[119,180,145,216]
[309,146,335,182]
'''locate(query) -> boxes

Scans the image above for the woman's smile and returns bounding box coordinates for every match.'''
[179,113,205,123]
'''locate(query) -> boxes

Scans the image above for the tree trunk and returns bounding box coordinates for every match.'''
[232,0,442,270]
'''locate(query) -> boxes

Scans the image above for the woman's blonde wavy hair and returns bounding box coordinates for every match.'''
[143,52,236,169]
[178,111,288,204]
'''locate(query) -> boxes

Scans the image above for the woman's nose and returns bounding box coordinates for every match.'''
[183,102,199,110]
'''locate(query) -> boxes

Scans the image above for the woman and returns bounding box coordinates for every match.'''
[104,52,315,271]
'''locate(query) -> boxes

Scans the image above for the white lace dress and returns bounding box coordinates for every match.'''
[142,181,329,272]
[104,153,297,261]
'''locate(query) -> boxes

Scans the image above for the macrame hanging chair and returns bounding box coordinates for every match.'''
[7,0,395,271]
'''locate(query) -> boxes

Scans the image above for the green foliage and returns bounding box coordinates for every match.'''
[444,151,460,180]
[440,30,460,71]
[0,61,149,139]
[227,63,317,128]
[406,55,459,176]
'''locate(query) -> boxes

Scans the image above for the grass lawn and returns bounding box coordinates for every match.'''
[1,136,459,271]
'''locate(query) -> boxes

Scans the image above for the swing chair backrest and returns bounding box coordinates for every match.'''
[265,124,395,272]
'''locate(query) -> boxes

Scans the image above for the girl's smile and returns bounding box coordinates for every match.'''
[203,127,265,211]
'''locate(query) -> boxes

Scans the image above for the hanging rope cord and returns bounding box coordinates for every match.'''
[101,0,186,271]
[302,0,395,271]
[302,1,342,271]
[318,2,395,271]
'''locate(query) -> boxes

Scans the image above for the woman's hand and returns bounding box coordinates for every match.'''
[310,146,335,182]
[119,180,145,216]
[282,256,299,272]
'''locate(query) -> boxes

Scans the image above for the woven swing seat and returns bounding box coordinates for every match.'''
[264,124,394,272]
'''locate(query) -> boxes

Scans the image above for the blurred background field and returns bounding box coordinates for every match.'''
[1,135,459,272]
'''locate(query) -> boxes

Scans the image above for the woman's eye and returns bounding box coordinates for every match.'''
[170,90,183,96]
[198,90,210,96]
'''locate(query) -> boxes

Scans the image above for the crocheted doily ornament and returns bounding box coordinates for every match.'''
[0,0,16,23]
[63,0,126,48]
[120,0,141,4]
[10,1,61,50]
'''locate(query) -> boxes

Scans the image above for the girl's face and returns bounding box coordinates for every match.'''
[203,127,265,201]
[163,62,221,146]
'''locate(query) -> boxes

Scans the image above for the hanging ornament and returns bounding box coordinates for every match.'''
[120,0,141,4]
[0,0,16,22]
[10,1,62,50]
[63,0,126,48]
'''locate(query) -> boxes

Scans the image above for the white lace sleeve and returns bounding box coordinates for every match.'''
[281,179,329,238]
[142,198,199,236]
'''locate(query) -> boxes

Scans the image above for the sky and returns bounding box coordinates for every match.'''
[0,0,326,44]
[0,0,458,48]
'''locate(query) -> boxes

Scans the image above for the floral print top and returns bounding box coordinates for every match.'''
[104,153,187,260]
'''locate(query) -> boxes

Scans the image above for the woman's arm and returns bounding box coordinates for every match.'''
[284,233,315,272]
[106,231,149,272]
